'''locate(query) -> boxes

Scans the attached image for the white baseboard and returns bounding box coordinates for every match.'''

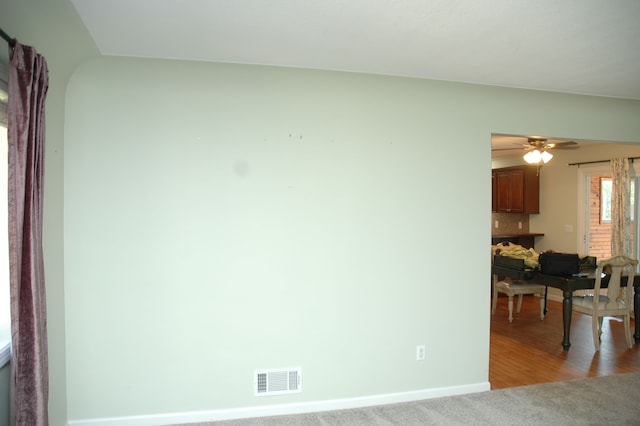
[66,381,490,426]
[547,293,563,303]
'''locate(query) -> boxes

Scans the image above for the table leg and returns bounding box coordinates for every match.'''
[562,290,572,351]
[634,286,640,344]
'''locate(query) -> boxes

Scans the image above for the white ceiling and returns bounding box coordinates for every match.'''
[70,0,640,100]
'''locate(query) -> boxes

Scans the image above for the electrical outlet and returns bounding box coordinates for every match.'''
[494,220,499,228]
[416,344,425,361]
[518,221,522,229]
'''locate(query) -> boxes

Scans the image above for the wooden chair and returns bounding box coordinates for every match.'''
[572,255,638,351]
[492,276,546,323]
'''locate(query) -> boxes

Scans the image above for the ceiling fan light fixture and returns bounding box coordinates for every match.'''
[523,148,553,165]
[523,149,541,164]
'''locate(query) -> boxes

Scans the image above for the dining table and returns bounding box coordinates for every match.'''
[491,263,640,351]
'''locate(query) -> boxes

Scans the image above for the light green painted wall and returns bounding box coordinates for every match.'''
[64,55,640,421]
[64,58,493,419]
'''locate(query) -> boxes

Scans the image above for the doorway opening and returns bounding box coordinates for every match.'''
[490,136,640,390]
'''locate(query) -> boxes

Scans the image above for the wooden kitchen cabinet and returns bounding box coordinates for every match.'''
[492,166,539,213]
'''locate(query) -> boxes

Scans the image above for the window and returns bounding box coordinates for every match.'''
[600,177,635,224]
[600,178,612,223]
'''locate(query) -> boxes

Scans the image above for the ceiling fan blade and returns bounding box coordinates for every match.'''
[547,141,579,150]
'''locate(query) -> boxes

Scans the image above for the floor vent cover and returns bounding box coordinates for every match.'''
[254,367,301,396]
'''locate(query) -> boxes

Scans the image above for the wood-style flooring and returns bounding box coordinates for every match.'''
[490,295,640,389]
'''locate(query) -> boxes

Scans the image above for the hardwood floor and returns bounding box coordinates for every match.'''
[490,295,640,389]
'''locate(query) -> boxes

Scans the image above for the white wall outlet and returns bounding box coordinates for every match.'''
[416,344,425,361]
[494,220,499,228]
[518,221,522,229]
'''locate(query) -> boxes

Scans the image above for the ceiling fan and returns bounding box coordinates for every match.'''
[524,137,578,151]
[492,136,579,164]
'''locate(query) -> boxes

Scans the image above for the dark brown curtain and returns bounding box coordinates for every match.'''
[8,41,49,426]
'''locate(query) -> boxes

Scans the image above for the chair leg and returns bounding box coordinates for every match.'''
[592,315,600,351]
[491,283,498,315]
[507,295,514,323]
[538,292,545,320]
[624,315,633,348]
[598,317,604,338]
[516,294,523,314]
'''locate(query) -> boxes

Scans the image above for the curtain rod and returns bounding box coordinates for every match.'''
[568,157,640,167]
[0,27,16,47]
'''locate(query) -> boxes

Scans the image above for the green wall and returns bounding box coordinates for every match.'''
[65,58,494,419]
[63,56,640,421]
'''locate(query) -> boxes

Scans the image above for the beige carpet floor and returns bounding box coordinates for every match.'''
[179,372,640,425]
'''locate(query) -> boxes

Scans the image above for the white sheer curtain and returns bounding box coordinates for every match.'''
[611,158,632,257]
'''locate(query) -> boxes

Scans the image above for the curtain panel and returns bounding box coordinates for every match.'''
[8,41,49,426]
[611,157,631,258]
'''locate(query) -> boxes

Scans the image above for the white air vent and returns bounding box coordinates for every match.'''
[254,367,302,396]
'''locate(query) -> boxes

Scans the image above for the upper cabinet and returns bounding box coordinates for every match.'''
[492,165,540,214]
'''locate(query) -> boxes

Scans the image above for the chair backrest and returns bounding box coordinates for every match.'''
[594,255,638,311]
